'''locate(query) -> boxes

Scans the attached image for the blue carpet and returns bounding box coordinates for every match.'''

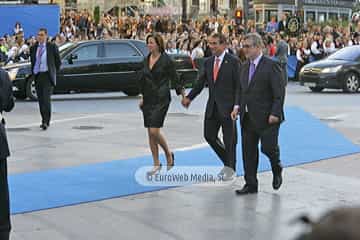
[9,107,360,214]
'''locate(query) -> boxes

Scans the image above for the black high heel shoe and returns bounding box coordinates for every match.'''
[167,152,175,171]
[147,163,162,176]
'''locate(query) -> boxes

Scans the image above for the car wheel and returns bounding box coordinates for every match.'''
[309,87,324,92]
[123,89,139,96]
[26,77,38,100]
[343,72,359,93]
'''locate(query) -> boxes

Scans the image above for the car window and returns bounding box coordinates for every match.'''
[131,40,149,56]
[104,43,140,58]
[328,46,360,61]
[73,44,99,60]
[59,42,75,58]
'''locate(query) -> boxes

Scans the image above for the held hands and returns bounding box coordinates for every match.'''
[181,96,191,108]
[231,108,239,121]
[268,115,280,124]
[139,98,143,109]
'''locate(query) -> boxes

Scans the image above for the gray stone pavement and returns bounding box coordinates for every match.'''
[5,83,360,240]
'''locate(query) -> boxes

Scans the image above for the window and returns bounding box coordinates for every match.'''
[229,0,237,10]
[105,43,140,58]
[255,10,264,23]
[329,12,338,21]
[73,45,99,60]
[65,0,77,10]
[264,10,278,23]
[192,0,199,6]
[306,11,315,22]
[318,12,326,22]
[340,13,349,21]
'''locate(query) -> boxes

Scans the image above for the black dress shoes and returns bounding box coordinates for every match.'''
[40,123,49,130]
[272,169,283,190]
[235,185,258,195]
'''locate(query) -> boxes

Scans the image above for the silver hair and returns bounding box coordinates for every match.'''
[244,33,264,48]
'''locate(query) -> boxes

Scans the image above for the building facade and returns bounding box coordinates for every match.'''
[253,0,355,24]
[0,0,354,22]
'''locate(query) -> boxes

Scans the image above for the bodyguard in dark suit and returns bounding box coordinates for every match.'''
[30,28,61,130]
[231,33,286,195]
[0,68,15,240]
[182,33,240,179]
[277,14,288,33]
[275,33,289,85]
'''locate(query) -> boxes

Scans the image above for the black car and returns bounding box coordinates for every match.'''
[4,40,198,100]
[299,46,360,93]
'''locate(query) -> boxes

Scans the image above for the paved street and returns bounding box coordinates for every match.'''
[6,82,360,240]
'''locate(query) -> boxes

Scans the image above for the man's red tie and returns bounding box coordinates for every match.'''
[213,57,220,81]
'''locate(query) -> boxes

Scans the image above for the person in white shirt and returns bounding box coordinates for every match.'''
[165,40,178,54]
[311,34,323,60]
[323,38,336,56]
[190,40,204,60]
[295,40,311,80]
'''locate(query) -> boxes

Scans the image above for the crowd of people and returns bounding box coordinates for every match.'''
[1,8,360,240]
[0,9,360,79]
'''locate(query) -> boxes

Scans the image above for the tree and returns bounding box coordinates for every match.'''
[94,6,100,25]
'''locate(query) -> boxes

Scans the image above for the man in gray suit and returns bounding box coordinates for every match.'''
[231,33,286,195]
[30,28,61,130]
[275,34,289,85]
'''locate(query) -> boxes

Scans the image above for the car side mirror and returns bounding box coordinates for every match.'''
[67,54,78,64]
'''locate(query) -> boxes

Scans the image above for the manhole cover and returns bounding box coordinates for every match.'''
[320,118,342,123]
[72,126,103,130]
[6,128,31,132]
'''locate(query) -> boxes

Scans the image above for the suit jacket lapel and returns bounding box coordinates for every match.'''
[208,56,215,87]
[243,61,250,91]
[248,56,265,90]
[46,43,51,66]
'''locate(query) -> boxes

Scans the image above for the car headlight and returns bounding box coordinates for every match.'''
[7,68,19,81]
[321,65,342,73]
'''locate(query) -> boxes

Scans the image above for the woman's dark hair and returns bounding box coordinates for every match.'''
[146,33,165,53]
[193,40,202,48]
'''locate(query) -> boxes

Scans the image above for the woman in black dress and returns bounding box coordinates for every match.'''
[138,33,185,175]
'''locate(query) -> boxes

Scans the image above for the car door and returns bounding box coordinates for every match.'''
[57,42,102,93]
[99,42,144,93]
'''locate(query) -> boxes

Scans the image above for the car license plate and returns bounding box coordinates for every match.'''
[304,82,316,87]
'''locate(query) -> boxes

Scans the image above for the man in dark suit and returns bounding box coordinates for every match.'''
[275,33,289,85]
[30,28,61,130]
[277,13,287,33]
[231,33,286,195]
[0,68,15,240]
[182,33,240,180]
